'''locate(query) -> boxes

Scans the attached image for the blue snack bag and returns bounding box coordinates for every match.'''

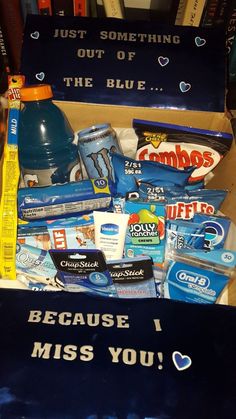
[137,185,227,220]
[165,189,227,220]
[111,152,195,197]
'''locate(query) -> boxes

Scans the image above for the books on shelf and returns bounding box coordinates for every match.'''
[20,0,39,22]
[73,0,88,16]
[101,0,180,24]
[175,0,187,24]
[0,24,10,94]
[179,0,207,26]
[201,0,219,27]
[37,0,53,15]
[102,0,125,18]
[52,0,74,16]
[0,0,24,73]
[214,0,230,27]
[225,0,236,55]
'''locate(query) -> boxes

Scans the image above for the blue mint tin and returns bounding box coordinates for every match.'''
[77,123,122,181]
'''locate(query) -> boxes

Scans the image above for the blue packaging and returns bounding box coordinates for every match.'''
[107,256,157,299]
[193,212,231,250]
[138,185,227,220]
[111,152,195,197]
[181,248,236,269]
[18,177,115,221]
[16,274,61,292]
[77,123,122,181]
[15,242,62,288]
[165,220,205,255]
[46,214,95,250]
[18,84,82,188]
[164,249,236,304]
[49,249,117,297]
[17,224,51,251]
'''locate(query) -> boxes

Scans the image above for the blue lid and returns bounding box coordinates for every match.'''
[20,15,226,112]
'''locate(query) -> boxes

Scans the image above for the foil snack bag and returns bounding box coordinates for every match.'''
[134,119,233,188]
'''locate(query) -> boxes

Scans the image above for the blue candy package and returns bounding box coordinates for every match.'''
[18,177,115,221]
[124,199,166,264]
[111,152,195,197]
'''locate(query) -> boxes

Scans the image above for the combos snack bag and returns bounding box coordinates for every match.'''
[133,119,233,187]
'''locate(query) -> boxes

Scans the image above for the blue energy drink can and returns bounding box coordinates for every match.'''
[77,123,122,181]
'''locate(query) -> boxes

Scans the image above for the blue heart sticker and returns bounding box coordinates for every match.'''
[172,351,192,371]
[179,81,191,93]
[195,37,206,47]
[35,72,45,81]
[30,31,40,40]
[158,56,169,67]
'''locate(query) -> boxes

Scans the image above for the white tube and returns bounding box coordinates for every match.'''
[93,211,129,260]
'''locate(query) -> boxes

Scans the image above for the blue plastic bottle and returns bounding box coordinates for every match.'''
[18,84,82,187]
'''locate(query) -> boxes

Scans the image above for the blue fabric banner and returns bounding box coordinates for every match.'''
[20,15,226,111]
[0,289,235,418]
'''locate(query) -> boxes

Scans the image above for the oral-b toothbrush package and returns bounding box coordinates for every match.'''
[164,248,236,304]
[193,212,231,251]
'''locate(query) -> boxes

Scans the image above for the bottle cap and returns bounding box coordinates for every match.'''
[20,84,53,101]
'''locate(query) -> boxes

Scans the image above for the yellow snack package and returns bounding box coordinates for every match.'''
[0,75,25,279]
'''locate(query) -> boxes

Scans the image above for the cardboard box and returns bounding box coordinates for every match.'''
[2,15,236,304]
